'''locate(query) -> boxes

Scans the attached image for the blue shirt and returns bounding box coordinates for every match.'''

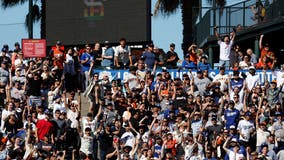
[197,62,211,71]
[142,51,156,69]
[230,78,244,90]
[181,60,197,69]
[80,52,94,72]
[224,109,240,129]
[101,47,114,67]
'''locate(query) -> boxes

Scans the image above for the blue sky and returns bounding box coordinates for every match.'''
[0,1,182,58]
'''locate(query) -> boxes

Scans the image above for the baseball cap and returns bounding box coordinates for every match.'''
[56,41,62,45]
[219,66,225,70]
[275,112,282,116]
[249,66,255,70]
[245,111,252,116]
[170,43,175,47]
[231,138,238,143]
[104,40,110,45]
[271,79,277,84]
[229,125,236,129]
[148,43,154,48]
[197,70,203,74]
[1,48,7,53]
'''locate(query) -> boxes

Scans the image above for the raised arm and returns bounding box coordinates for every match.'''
[259,34,264,50]
[222,137,231,153]
[230,30,236,42]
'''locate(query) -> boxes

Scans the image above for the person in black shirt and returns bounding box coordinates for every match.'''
[165,43,180,69]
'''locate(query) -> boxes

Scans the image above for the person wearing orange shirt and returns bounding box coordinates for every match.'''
[187,44,199,64]
[165,133,177,156]
[259,34,275,66]
[50,41,65,77]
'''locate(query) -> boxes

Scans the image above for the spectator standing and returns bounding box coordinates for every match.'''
[114,38,132,68]
[93,42,102,67]
[266,80,283,108]
[224,100,240,129]
[250,1,266,22]
[0,46,11,65]
[229,45,241,69]
[80,45,94,91]
[245,66,260,92]
[0,61,9,88]
[214,26,236,69]
[63,47,76,92]
[35,111,54,143]
[187,44,199,65]
[237,111,255,148]
[259,34,276,68]
[101,41,114,68]
[13,42,21,53]
[193,70,212,96]
[165,43,180,69]
[212,66,229,92]
[50,41,65,77]
[141,43,157,70]
[123,66,140,91]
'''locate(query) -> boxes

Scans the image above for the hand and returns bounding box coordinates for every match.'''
[260,34,264,38]
[90,61,94,67]
[61,75,65,81]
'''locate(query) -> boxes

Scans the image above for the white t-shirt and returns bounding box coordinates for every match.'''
[245,73,260,91]
[227,150,245,160]
[67,109,79,128]
[123,73,140,90]
[121,131,135,148]
[237,119,255,142]
[82,117,97,134]
[213,74,229,91]
[218,40,233,61]
[53,103,66,116]
[239,61,250,70]
[1,109,15,131]
[256,128,270,146]
[37,113,46,120]
[80,135,94,155]
[47,88,60,109]
[114,45,131,63]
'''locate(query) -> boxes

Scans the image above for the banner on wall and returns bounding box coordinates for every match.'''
[93,69,284,86]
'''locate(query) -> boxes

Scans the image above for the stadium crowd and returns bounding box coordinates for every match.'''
[0,35,284,160]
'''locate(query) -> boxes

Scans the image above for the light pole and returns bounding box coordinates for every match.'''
[28,0,33,39]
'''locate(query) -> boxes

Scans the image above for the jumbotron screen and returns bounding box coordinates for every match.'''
[46,0,151,46]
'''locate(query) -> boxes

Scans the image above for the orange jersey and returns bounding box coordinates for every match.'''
[52,47,65,69]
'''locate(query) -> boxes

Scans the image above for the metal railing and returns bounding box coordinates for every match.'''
[195,0,284,46]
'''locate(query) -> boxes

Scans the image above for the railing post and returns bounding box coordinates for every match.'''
[255,36,260,60]
[208,45,214,68]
